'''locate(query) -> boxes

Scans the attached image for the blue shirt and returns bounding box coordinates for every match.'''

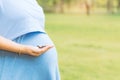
[0,0,45,40]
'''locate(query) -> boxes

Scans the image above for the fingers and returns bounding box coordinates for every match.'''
[23,45,54,57]
[40,45,53,52]
[31,45,53,57]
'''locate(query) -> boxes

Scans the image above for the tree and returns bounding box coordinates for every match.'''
[59,0,64,13]
[117,0,120,13]
[64,0,72,9]
[107,0,114,14]
[84,0,93,15]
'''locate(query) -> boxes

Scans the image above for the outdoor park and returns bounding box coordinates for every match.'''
[38,0,120,80]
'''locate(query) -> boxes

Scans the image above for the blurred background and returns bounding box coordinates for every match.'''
[37,0,120,14]
[37,0,120,80]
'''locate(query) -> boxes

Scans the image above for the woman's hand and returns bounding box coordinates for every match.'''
[21,45,53,57]
[0,36,53,56]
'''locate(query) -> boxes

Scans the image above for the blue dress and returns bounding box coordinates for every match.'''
[0,0,60,80]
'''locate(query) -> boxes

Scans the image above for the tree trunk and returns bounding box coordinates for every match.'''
[85,0,92,15]
[107,0,114,14]
[117,0,120,13]
[59,0,64,13]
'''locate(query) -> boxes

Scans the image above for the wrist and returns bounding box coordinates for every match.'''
[18,45,27,55]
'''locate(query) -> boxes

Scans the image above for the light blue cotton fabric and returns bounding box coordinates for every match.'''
[0,0,60,80]
[0,32,60,80]
[0,0,45,40]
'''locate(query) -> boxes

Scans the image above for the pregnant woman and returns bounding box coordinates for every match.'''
[0,0,60,80]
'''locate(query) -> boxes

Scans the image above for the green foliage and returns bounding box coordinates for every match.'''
[45,14,120,80]
[37,0,56,12]
[37,0,120,13]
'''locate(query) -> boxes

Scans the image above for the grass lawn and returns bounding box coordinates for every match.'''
[45,13,120,80]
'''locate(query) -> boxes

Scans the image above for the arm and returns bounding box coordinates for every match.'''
[0,36,53,56]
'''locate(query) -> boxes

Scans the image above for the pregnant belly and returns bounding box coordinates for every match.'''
[0,32,59,79]
[13,32,58,66]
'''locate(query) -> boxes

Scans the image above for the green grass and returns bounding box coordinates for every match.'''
[45,13,120,80]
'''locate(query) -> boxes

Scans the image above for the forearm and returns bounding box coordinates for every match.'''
[0,36,53,56]
[0,36,25,53]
